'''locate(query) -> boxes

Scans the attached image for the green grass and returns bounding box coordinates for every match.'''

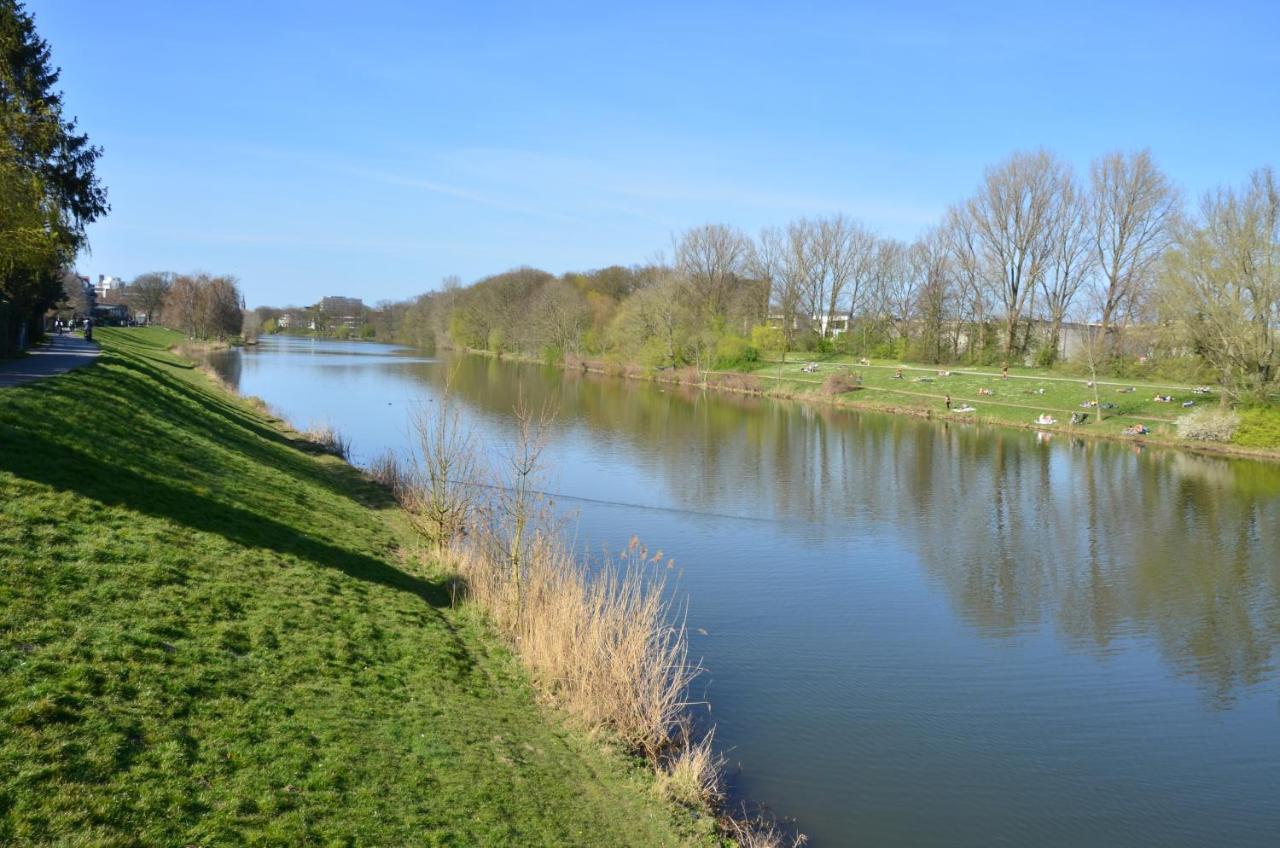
[733,353,1271,444]
[0,328,715,847]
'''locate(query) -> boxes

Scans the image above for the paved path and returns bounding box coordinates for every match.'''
[0,334,101,388]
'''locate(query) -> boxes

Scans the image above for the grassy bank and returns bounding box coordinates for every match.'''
[0,327,719,846]
[551,349,1280,461]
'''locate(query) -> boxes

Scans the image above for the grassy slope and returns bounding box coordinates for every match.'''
[732,354,1280,451]
[0,328,711,847]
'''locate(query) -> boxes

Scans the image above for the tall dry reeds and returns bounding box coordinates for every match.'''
[403,386,804,845]
[446,536,698,761]
[367,449,412,501]
[303,422,351,459]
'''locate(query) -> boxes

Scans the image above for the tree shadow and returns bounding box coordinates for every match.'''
[72,350,397,511]
[1,430,450,609]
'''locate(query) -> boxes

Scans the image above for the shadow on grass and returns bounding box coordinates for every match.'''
[1,429,450,609]
[63,347,398,511]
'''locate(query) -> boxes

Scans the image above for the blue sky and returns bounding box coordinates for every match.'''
[32,0,1280,308]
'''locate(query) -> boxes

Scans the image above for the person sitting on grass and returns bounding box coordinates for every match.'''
[978,387,993,396]
[1036,413,1056,426]
[892,368,903,379]
[1124,423,1150,436]
[1153,394,1173,403]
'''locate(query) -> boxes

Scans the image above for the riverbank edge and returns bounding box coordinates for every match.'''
[0,327,731,847]
[173,334,787,845]
[444,344,1280,465]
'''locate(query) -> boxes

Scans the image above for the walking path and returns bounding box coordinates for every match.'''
[0,334,100,388]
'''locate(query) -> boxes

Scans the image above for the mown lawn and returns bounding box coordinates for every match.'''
[0,327,714,847]
[736,354,1256,443]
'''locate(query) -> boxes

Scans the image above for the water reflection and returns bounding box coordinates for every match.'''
[210,339,1280,847]
[214,345,1280,703]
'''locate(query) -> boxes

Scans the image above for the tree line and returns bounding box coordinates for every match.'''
[101,271,245,340]
[261,149,1276,402]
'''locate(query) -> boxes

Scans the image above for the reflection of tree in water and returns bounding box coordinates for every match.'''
[431,353,1280,704]
[205,350,242,389]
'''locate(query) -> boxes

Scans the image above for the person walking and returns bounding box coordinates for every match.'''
[945,394,952,411]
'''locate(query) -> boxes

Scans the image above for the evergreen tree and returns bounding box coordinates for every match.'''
[0,0,107,352]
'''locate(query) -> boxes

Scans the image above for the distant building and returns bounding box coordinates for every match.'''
[95,275,124,299]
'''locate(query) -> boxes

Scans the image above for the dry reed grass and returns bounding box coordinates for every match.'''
[367,449,411,501]
[446,536,698,762]
[725,816,809,848]
[405,389,806,844]
[655,725,724,809]
[302,422,351,459]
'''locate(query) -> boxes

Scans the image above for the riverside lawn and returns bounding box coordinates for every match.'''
[0,327,721,847]
[729,353,1280,450]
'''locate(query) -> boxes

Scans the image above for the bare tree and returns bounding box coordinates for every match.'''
[965,149,1065,356]
[163,273,243,339]
[129,271,173,325]
[910,230,955,362]
[751,224,809,352]
[1091,149,1181,355]
[873,238,915,349]
[1039,171,1095,362]
[1160,167,1279,400]
[166,274,200,337]
[487,391,557,616]
[673,223,750,324]
[802,214,876,339]
[943,203,991,361]
[407,382,482,550]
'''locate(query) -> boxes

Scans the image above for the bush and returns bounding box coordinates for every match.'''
[750,324,785,355]
[1233,406,1280,448]
[1175,407,1240,442]
[712,334,756,368]
[820,370,862,396]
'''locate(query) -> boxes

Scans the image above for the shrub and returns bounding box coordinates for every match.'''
[750,324,785,355]
[820,370,862,396]
[1233,406,1280,448]
[1175,407,1240,442]
[712,334,756,368]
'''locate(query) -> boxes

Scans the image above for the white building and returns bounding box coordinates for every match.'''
[95,275,124,299]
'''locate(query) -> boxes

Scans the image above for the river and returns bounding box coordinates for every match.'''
[210,336,1280,847]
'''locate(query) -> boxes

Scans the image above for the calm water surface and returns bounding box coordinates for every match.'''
[212,337,1280,847]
